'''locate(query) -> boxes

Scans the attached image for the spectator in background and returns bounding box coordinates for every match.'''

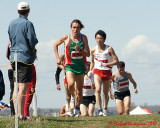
[24,48,37,120]
[6,42,15,116]
[8,1,38,120]
[24,64,36,120]
[0,70,5,101]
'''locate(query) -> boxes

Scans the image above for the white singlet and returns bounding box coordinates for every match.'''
[94,45,113,70]
[83,75,95,96]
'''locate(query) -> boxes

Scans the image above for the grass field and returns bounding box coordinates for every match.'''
[0,114,160,128]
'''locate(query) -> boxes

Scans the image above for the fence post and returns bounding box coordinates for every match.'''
[33,92,37,117]
[14,51,18,128]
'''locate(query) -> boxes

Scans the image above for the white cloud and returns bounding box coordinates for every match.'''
[121,35,160,64]
[35,40,64,72]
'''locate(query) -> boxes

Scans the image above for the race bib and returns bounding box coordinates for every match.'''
[119,81,129,87]
[71,51,83,59]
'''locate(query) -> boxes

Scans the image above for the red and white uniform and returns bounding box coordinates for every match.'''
[83,75,95,96]
[93,45,113,80]
[94,45,113,70]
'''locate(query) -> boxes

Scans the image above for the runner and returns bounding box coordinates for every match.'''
[88,30,119,116]
[80,62,96,117]
[54,19,90,116]
[111,61,138,115]
[60,104,71,117]
[55,53,75,114]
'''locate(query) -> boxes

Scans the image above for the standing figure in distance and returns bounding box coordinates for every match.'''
[6,42,15,116]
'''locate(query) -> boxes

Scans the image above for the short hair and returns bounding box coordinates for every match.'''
[117,61,125,68]
[95,30,106,40]
[18,9,30,15]
[70,19,84,29]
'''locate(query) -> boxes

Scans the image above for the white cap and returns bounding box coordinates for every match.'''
[17,1,30,10]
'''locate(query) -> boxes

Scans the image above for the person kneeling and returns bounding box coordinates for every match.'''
[80,62,96,117]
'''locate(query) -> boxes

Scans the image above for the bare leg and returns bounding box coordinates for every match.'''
[64,83,71,107]
[66,71,75,98]
[13,82,28,118]
[103,79,111,110]
[94,74,102,109]
[75,75,84,107]
[88,103,95,116]
[123,96,131,115]
[80,104,88,117]
[116,99,124,115]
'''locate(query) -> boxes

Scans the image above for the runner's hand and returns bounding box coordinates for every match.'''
[57,84,61,90]
[75,44,82,52]
[97,61,106,67]
[56,58,62,65]
[87,71,92,78]
[31,88,35,94]
[110,93,114,99]
[134,89,138,94]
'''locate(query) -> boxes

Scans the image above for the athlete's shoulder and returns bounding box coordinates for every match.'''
[126,71,132,76]
[82,34,88,42]
[62,34,68,40]
[107,45,113,50]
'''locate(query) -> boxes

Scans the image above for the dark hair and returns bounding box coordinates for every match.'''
[95,30,106,40]
[18,9,29,15]
[117,61,125,68]
[70,19,84,29]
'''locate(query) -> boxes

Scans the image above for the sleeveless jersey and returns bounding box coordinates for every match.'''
[83,75,95,96]
[113,71,129,92]
[65,34,86,74]
[94,45,113,70]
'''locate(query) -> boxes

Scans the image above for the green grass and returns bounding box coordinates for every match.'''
[0,114,160,128]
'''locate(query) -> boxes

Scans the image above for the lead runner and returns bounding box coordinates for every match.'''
[54,19,90,116]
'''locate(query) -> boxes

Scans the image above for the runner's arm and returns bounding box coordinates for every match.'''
[55,67,62,85]
[57,53,65,70]
[128,72,138,94]
[106,46,119,67]
[81,35,90,57]
[90,48,95,71]
[54,35,68,64]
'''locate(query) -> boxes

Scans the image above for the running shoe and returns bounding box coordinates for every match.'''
[25,116,32,120]
[74,109,80,117]
[98,111,104,116]
[103,109,108,116]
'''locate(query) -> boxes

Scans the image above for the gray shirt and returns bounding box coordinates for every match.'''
[113,71,129,92]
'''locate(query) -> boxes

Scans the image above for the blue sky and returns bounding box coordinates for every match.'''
[0,0,160,109]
